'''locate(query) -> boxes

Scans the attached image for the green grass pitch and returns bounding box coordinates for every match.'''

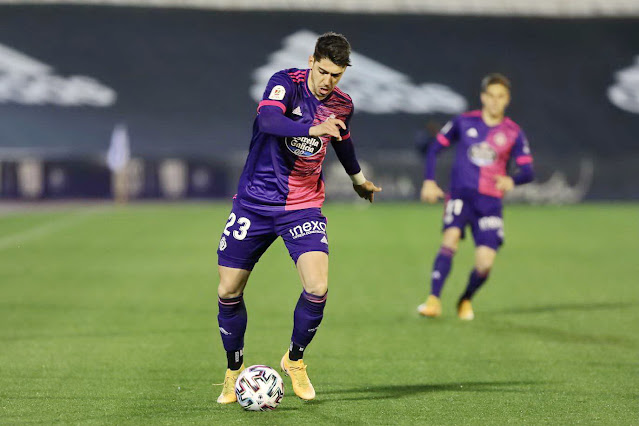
[1,202,637,424]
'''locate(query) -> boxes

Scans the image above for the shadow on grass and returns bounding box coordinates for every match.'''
[315,380,540,402]
[477,301,639,348]
[482,320,637,348]
[487,301,637,315]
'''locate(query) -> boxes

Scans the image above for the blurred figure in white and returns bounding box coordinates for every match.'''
[106,123,130,203]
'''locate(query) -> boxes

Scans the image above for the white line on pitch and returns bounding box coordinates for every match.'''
[0,207,106,251]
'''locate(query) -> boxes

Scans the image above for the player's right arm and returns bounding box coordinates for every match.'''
[256,72,346,139]
[309,119,346,140]
[256,72,310,137]
[420,118,459,203]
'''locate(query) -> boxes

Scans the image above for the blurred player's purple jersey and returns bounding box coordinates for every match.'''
[236,68,353,211]
[437,110,533,198]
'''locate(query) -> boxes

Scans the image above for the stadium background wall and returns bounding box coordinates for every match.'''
[0,6,637,201]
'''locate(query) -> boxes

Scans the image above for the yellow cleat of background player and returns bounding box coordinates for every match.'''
[418,295,442,318]
[280,352,315,400]
[457,299,475,320]
[216,364,244,404]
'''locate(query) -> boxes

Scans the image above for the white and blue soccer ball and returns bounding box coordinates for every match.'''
[234,365,284,411]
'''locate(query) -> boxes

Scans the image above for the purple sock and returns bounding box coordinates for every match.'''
[290,290,327,359]
[460,269,490,301]
[217,294,247,355]
[430,246,455,297]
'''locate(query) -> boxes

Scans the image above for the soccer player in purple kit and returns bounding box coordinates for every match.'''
[417,73,534,320]
[215,32,381,403]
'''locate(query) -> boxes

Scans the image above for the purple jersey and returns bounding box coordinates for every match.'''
[236,68,353,211]
[437,110,533,198]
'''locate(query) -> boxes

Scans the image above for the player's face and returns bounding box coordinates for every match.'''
[308,56,346,100]
[481,83,510,118]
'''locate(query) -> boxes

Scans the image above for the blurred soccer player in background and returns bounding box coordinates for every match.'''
[215,32,381,403]
[418,74,534,320]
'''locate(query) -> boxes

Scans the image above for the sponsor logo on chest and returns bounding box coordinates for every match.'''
[285,136,323,157]
[467,142,497,167]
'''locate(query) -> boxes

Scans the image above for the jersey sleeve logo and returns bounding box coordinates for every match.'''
[285,136,323,157]
[466,127,478,138]
[269,85,286,100]
[467,142,497,167]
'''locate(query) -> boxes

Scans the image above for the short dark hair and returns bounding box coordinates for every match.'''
[313,32,351,67]
[481,73,511,92]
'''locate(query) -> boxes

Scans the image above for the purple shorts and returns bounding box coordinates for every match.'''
[442,191,504,250]
[217,200,329,270]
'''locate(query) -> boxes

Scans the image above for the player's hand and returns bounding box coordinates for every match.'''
[494,175,515,192]
[420,180,444,204]
[309,118,346,141]
[353,180,382,203]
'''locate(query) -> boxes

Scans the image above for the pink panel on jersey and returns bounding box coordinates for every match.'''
[285,88,352,211]
[516,155,533,165]
[284,175,325,210]
[342,132,351,140]
[463,110,483,117]
[478,121,520,198]
[436,133,450,146]
[257,100,286,113]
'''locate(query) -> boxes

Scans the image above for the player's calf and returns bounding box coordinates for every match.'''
[430,245,456,297]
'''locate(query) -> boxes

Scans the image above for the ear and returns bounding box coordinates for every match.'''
[308,55,315,68]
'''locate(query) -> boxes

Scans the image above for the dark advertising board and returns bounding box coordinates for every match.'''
[0,6,637,200]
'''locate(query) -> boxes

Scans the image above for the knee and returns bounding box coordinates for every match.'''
[217,277,245,299]
[474,260,493,276]
[442,229,461,251]
[217,266,250,299]
[218,285,242,299]
[474,246,496,276]
[304,279,328,297]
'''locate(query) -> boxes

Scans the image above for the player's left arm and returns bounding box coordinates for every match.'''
[495,130,535,192]
[331,110,382,203]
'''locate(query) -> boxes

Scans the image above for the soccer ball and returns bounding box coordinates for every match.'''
[234,365,284,411]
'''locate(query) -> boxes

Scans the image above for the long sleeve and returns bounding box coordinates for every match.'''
[256,106,312,137]
[424,137,446,180]
[332,136,361,176]
[512,163,534,185]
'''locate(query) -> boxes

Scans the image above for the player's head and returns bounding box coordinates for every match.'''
[480,73,511,118]
[308,32,351,99]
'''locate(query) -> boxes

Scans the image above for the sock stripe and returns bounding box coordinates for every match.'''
[302,291,327,303]
[439,246,456,257]
[218,295,243,305]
